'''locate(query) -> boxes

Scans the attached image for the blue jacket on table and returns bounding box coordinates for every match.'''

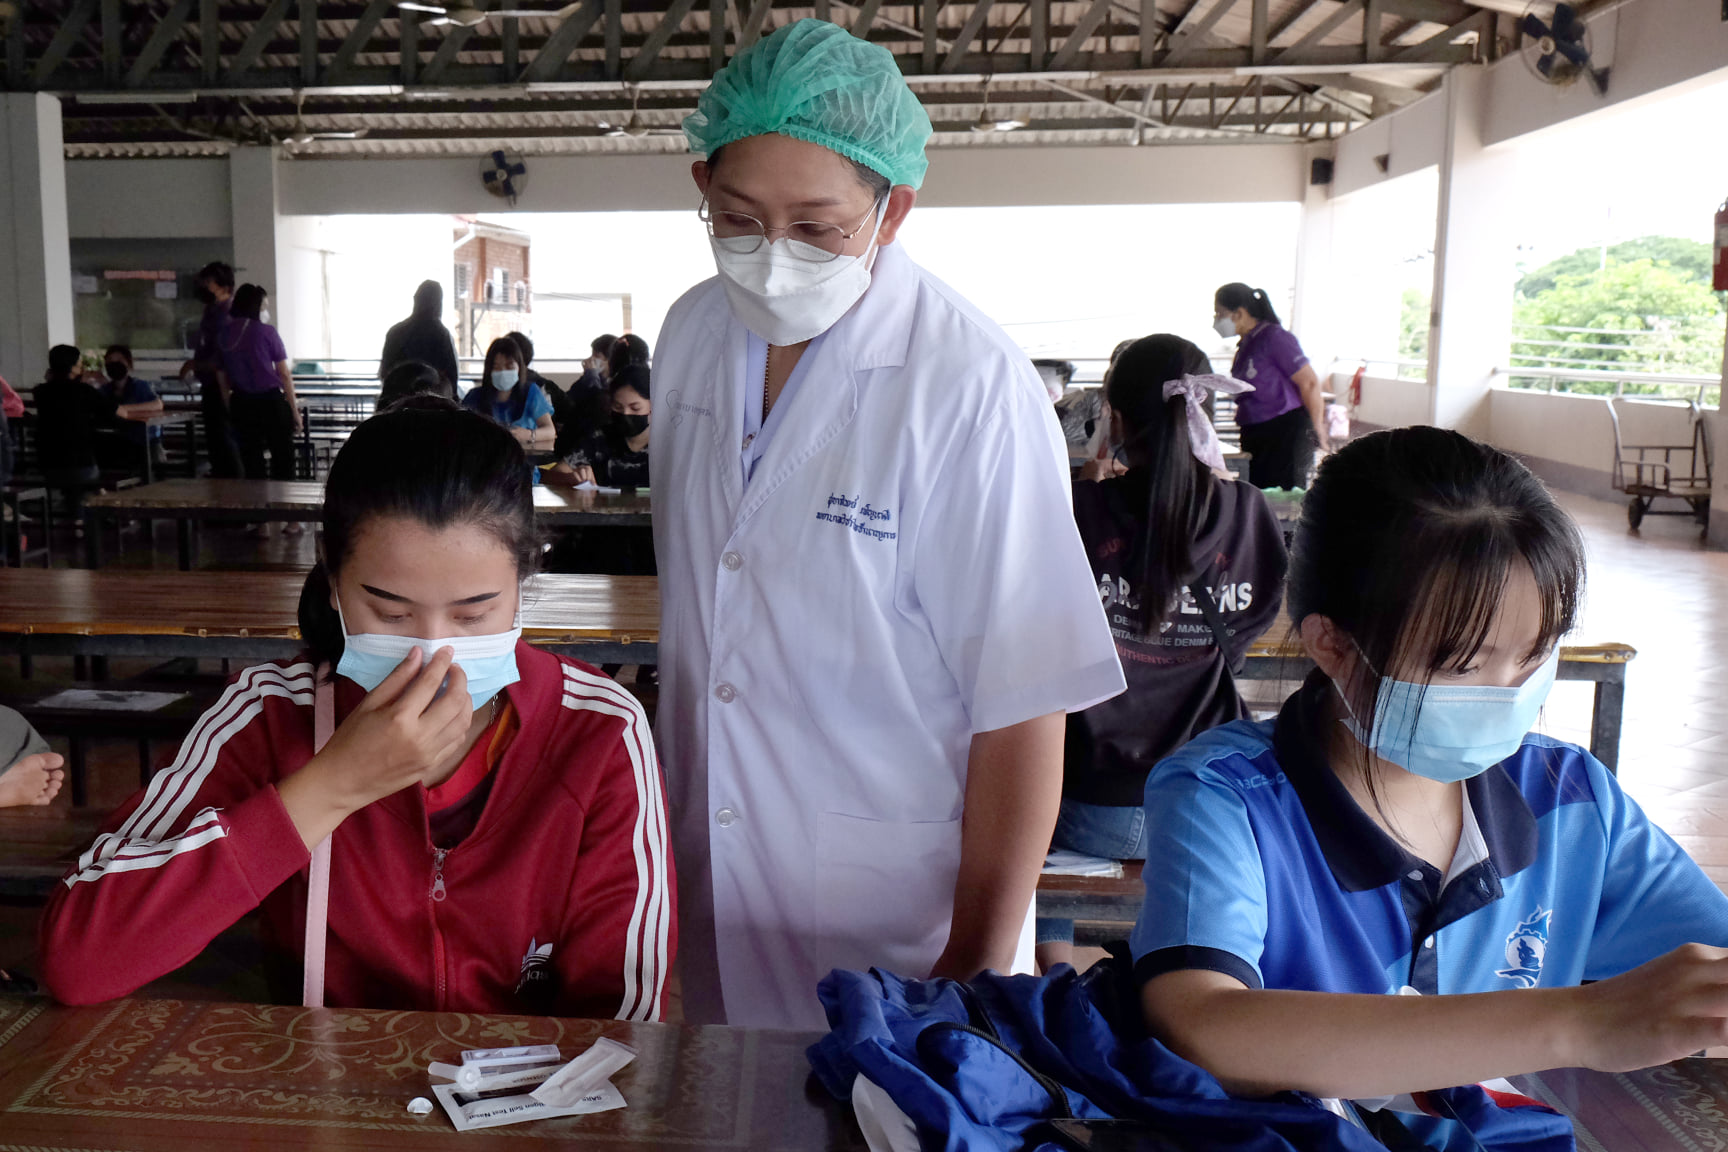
[809,961,1573,1152]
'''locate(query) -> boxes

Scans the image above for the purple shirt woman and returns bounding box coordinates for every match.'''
[1214,282,1331,490]
[218,283,302,490]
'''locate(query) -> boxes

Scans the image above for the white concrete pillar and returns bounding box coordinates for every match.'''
[0,94,74,393]
[1706,326,1728,549]
[1291,145,1337,378]
[229,146,286,304]
[1426,68,1517,439]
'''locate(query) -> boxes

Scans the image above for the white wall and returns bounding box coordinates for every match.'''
[1339,371,1433,430]
[65,158,230,238]
[1331,91,1447,199]
[277,143,1310,215]
[1483,0,1728,149]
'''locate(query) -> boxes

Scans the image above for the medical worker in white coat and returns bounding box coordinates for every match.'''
[652,19,1125,1029]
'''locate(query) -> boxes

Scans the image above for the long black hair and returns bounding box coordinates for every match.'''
[297,396,539,665]
[1214,282,1280,326]
[607,333,649,380]
[231,283,266,321]
[1104,334,1216,636]
[1290,426,1585,747]
[470,335,528,422]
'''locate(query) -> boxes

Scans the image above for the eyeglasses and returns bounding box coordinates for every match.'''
[698,197,884,264]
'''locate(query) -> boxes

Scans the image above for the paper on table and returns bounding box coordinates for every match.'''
[34,689,187,712]
[432,1080,624,1131]
[531,1038,636,1107]
[1041,850,1125,878]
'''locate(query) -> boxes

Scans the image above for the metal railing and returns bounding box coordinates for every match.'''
[1510,321,1726,378]
[1495,366,1721,407]
[1330,356,1429,383]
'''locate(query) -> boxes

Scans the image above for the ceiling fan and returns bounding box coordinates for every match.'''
[397,1,582,27]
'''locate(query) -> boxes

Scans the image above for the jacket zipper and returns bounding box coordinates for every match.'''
[430,847,450,1009]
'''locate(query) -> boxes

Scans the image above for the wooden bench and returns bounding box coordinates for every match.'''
[1036,861,1145,945]
[2,485,51,568]
[3,680,225,808]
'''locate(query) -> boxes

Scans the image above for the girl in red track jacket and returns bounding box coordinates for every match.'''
[40,397,675,1019]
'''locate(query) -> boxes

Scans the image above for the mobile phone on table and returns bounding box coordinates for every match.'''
[1046,1117,1190,1152]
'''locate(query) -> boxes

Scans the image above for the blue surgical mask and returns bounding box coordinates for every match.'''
[491,368,519,393]
[1338,650,1559,784]
[334,595,522,710]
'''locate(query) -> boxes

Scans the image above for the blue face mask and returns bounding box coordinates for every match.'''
[1339,649,1559,784]
[334,596,522,710]
[491,368,519,393]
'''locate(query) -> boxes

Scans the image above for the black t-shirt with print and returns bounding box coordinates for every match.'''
[1065,471,1289,806]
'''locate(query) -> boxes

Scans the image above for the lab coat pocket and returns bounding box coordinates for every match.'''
[815,811,961,981]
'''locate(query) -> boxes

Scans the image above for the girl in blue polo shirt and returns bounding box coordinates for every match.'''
[1133,426,1728,1149]
[461,335,556,464]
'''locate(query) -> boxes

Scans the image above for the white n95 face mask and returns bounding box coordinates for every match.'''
[1213,315,1238,340]
[710,205,884,346]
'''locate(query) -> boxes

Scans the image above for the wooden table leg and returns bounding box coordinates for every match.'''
[69,735,88,808]
[84,506,103,569]
[1591,675,1625,776]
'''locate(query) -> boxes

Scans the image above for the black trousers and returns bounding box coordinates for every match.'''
[230,390,298,481]
[1239,404,1317,491]
[200,376,243,478]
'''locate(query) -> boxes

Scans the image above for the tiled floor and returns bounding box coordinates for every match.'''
[1535,491,1728,889]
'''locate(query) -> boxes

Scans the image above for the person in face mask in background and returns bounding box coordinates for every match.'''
[652,18,1123,1030]
[1131,427,1728,1150]
[97,345,166,471]
[39,397,675,1019]
[1213,282,1330,490]
[546,363,652,492]
[461,336,555,470]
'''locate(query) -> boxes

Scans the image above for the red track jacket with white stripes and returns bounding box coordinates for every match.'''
[40,645,676,1020]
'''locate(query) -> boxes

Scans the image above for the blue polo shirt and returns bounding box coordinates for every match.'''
[461,382,553,485]
[1132,672,1728,1146]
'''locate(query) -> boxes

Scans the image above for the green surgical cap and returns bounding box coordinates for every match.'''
[684,19,933,190]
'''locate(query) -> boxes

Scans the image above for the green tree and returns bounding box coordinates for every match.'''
[1399,288,1429,369]
[1516,235,1718,298]
[1512,256,1726,395]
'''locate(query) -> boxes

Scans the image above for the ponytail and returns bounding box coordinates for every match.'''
[1214,282,1281,326]
[1104,335,1217,637]
[298,562,345,666]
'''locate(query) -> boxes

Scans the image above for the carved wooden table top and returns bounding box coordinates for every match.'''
[0,997,865,1150]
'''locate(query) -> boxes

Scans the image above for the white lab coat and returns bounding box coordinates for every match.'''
[651,242,1125,1029]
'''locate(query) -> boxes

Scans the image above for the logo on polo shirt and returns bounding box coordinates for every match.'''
[1496,907,1551,988]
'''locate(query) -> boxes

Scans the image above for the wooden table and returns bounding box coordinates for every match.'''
[83,480,653,569]
[0,569,658,667]
[0,996,1716,1152]
[0,997,864,1151]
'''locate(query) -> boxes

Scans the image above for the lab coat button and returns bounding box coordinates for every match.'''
[722,551,743,571]
[714,682,737,703]
[1424,936,1435,949]
[715,807,738,827]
